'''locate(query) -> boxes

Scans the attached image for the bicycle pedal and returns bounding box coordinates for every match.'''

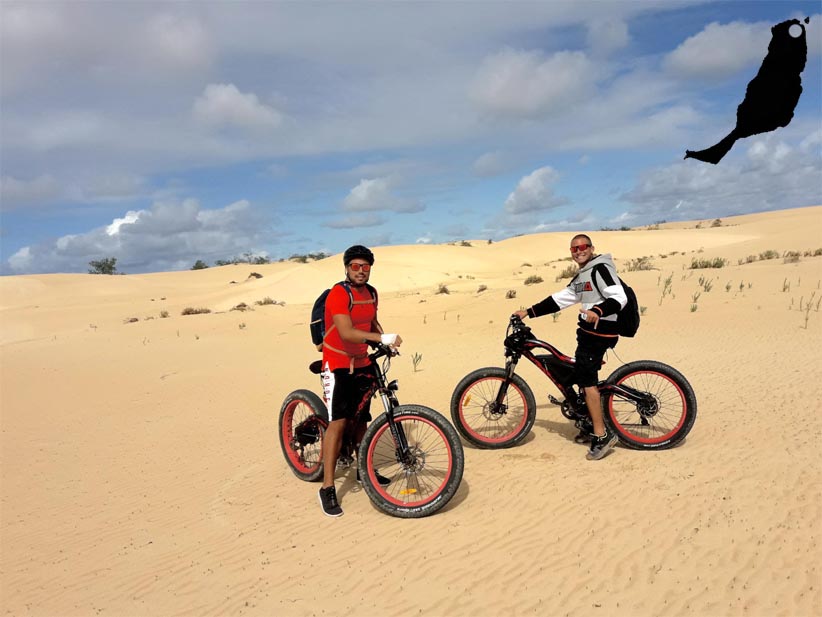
[548,395,563,406]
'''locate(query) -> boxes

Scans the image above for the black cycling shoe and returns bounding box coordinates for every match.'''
[357,469,391,486]
[586,427,618,461]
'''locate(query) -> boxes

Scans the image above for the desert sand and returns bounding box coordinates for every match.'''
[2,206,821,616]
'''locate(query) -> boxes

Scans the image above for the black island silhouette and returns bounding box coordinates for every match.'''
[685,17,809,165]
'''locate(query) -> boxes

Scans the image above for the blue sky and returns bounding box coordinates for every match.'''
[1,1,820,274]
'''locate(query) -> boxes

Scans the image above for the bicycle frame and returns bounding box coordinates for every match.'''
[313,343,416,466]
[499,317,656,417]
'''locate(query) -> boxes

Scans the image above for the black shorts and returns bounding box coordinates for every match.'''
[322,365,375,422]
[574,330,617,388]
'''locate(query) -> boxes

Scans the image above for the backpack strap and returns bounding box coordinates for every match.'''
[323,282,377,373]
[590,263,620,297]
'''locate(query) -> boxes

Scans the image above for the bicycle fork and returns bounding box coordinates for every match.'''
[488,356,520,416]
[377,388,416,467]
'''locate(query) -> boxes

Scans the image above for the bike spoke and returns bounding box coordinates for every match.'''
[367,416,453,506]
[609,371,687,443]
[284,400,323,472]
[458,377,527,442]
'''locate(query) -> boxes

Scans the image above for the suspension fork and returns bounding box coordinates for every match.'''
[378,388,415,465]
[492,353,521,408]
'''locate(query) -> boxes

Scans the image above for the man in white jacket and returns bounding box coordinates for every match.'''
[514,234,627,460]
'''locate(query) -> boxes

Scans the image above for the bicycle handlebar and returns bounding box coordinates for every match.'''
[366,339,400,359]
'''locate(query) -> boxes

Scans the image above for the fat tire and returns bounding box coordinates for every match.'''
[358,405,464,519]
[450,367,536,449]
[278,389,327,481]
[601,360,697,450]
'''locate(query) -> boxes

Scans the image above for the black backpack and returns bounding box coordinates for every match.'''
[310,281,378,351]
[591,270,640,338]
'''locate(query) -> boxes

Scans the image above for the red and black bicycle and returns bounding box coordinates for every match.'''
[451,315,697,450]
[279,341,464,518]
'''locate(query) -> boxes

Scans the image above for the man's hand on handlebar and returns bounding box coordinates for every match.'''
[368,333,402,355]
[512,310,528,320]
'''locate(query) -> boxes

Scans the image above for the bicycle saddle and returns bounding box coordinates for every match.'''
[309,360,323,374]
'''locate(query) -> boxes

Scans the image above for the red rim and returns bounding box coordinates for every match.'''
[282,400,324,474]
[458,377,528,444]
[608,370,687,444]
[365,414,453,507]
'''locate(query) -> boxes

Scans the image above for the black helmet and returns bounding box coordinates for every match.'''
[343,245,374,265]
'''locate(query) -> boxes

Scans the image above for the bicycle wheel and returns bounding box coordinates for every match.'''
[601,360,697,450]
[278,389,327,481]
[358,405,464,519]
[450,367,536,449]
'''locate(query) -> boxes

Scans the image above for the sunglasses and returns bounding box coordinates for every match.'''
[348,262,371,272]
[570,243,591,253]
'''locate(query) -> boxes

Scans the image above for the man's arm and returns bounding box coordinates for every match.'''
[332,312,383,344]
[590,266,627,318]
[528,287,578,318]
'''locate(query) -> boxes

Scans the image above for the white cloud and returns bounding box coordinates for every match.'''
[471,48,596,117]
[342,177,423,213]
[664,21,771,79]
[193,83,284,129]
[504,166,569,214]
[106,210,141,236]
[621,135,822,222]
[7,198,270,274]
[587,18,630,55]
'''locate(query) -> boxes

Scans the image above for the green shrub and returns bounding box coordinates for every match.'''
[626,256,654,272]
[690,257,727,269]
[88,257,118,275]
[181,307,211,315]
[556,264,577,280]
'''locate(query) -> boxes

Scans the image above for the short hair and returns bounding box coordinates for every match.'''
[571,233,592,245]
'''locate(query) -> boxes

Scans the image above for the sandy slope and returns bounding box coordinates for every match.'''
[2,206,821,616]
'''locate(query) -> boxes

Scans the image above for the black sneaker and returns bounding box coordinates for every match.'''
[586,428,618,461]
[318,485,343,517]
[357,468,391,487]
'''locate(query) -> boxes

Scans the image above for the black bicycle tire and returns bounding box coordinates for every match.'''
[278,389,327,481]
[449,367,537,449]
[358,405,464,519]
[601,360,697,450]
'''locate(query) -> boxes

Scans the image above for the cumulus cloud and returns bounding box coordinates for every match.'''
[504,166,569,214]
[471,48,596,117]
[193,83,284,129]
[664,21,772,79]
[620,134,822,223]
[6,198,271,274]
[341,177,423,213]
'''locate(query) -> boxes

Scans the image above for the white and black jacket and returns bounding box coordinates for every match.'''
[526,253,627,337]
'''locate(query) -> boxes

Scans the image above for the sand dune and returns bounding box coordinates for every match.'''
[2,206,821,616]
